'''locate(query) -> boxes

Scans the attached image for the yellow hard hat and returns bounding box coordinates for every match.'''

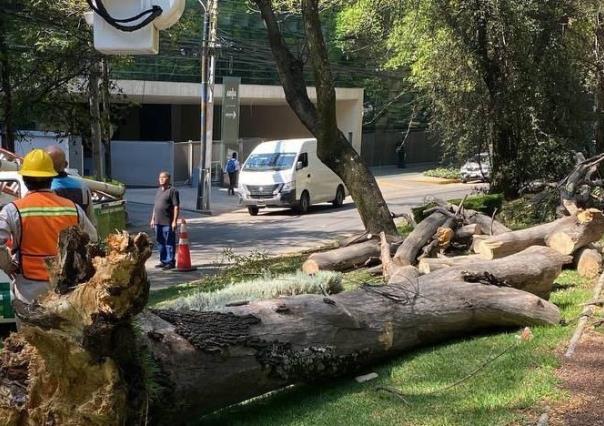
[19,149,58,177]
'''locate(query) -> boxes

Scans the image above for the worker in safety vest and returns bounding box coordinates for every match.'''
[0,149,97,305]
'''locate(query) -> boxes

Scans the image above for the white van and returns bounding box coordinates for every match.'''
[238,138,347,215]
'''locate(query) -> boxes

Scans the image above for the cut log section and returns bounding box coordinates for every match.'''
[545,209,604,255]
[575,247,603,279]
[302,238,400,274]
[1,230,565,424]
[476,216,576,259]
[418,254,484,274]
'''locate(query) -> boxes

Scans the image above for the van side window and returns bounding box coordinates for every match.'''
[298,153,308,168]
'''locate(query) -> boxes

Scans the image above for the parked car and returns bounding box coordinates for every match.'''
[460,153,491,183]
[238,138,348,215]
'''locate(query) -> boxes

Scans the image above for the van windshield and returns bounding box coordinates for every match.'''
[243,152,297,171]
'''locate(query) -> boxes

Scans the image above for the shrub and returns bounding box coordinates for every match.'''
[498,189,559,230]
[411,193,504,223]
[159,270,343,311]
[423,167,460,179]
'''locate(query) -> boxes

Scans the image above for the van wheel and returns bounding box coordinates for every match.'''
[332,185,345,208]
[296,191,310,214]
[248,206,259,216]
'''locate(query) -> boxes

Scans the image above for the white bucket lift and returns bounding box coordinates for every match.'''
[89,0,186,55]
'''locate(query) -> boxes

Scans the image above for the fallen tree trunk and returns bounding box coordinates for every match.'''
[418,254,484,274]
[545,209,604,255]
[425,246,572,299]
[1,231,564,424]
[302,237,400,274]
[142,264,560,421]
[476,216,576,259]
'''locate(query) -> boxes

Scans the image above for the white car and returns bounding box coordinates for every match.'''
[460,153,491,183]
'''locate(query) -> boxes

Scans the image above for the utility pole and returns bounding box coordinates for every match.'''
[197,0,217,212]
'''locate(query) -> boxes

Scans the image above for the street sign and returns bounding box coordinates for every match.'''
[221,77,241,148]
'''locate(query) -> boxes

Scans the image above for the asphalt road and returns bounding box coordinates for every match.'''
[130,170,485,289]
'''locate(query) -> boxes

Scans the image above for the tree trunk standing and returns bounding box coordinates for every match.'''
[0,11,15,153]
[100,58,112,179]
[252,0,397,235]
[88,62,103,181]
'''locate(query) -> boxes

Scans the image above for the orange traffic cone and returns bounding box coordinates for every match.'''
[176,219,196,272]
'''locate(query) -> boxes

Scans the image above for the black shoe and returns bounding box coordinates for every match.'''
[154,263,166,268]
[162,264,175,270]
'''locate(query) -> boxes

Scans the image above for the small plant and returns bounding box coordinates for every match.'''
[498,190,559,230]
[159,271,343,311]
[423,167,460,180]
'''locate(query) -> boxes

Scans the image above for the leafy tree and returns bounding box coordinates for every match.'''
[338,0,592,197]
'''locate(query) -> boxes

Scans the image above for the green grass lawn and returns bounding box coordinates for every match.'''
[189,269,592,426]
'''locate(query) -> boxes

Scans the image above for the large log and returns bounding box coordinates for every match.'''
[302,238,401,274]
[0,232,565,424]
[476,216,576,259]
[545,209,604,255]
[425,246,572,299]
[418,254,484,274]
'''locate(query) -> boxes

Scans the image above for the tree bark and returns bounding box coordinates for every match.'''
[252,0,397,235]
[476,216,577,259]
[575,247,603,279]
[100,58,112,179]
[88,61,103,181]
[545,209,604,255]
[418,254,484,274]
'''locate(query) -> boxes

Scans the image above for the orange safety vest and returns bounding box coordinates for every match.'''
[13,191,79,281]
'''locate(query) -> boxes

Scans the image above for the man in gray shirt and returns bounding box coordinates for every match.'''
[150,171,180,269]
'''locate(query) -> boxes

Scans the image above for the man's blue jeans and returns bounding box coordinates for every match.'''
[155,224,176,266]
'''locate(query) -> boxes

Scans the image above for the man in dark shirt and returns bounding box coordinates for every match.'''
[150,171,180,269]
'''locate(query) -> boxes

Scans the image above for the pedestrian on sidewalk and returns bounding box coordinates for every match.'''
[224,152,240,196]
[46,145,95,222]
[0,149,97,315]
[150,171,180,270]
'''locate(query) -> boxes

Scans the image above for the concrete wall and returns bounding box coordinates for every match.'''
[361,131,442,166]
[111,140,174,186]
